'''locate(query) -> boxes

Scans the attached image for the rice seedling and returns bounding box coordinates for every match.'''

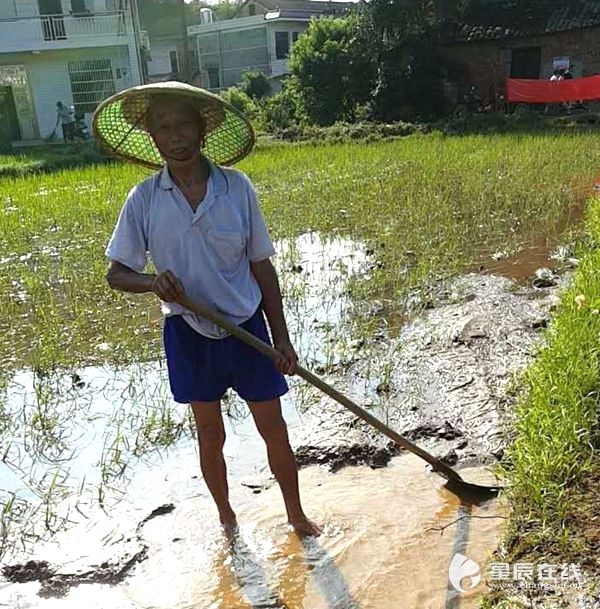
[1,133,598,374]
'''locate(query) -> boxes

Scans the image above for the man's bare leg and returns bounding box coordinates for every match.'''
[248,398,322,536]
[190,400,237,534]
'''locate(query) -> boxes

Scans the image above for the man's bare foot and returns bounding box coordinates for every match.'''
[219,510,238,538]
[289,517,323,537]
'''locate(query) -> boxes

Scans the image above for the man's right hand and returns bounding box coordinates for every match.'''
[151,270,186,303]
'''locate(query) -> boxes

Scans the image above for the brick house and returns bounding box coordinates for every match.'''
[442,0,600,107]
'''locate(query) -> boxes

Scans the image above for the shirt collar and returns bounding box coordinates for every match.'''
[158,158,229,197]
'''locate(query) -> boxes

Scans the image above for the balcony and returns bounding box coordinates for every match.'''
[0,11,130,54]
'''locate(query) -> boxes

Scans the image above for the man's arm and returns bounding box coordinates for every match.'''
[250,258,298,374]
[106,260,185,303]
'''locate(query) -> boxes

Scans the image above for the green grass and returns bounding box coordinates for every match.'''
[0,142,111,178]
[479,198,600,607]
[1,132,600,374]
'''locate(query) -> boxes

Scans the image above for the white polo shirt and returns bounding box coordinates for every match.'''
[105,160,275,338]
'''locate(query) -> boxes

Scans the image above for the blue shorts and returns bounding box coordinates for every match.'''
[163,308,289,403]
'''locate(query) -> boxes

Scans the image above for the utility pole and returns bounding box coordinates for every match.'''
[179,0,192,82]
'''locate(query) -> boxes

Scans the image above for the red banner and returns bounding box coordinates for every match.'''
[506,76,600,103]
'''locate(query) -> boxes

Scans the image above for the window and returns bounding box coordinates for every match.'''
[292,31,300,44]
[71,0,88,15]
[170,50,179,74]
[248,4,256,15]
[275,31,289,60]
[68,59,116,114]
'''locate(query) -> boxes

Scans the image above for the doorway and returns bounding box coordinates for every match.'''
[510,47,541,79]
[0,66,39,141]
[0,87,21,148]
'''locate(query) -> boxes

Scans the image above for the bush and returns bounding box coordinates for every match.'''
[241,71,271,100]
[220,87,258,120]
[275,120,428,143]
[259,87,301,133]
[288,14,377,126]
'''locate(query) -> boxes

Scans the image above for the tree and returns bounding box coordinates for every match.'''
[366,0,466,49]
[287,15,377,126]
[363,0,466,120]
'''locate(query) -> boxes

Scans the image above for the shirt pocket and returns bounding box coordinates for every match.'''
[206,228,245,274]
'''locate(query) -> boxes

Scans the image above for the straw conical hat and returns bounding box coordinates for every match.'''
[92,81,254,169]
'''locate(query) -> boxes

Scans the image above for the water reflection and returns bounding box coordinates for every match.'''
[205,530,359,609]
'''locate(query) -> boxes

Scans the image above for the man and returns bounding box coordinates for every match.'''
[55,101,75,141]
[94,83,321,537]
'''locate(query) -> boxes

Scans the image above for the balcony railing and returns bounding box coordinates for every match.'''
[0,11,128,51]
[41,11,127,40]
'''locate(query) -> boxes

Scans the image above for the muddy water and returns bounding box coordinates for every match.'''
[478,197,585,282]
[2,452,505,609]
[1,232,508,608]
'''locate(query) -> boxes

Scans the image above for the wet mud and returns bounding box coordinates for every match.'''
[289,271,568,482]
[1,504,176,598]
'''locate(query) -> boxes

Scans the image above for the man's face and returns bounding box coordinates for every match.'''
[147,98,205,163]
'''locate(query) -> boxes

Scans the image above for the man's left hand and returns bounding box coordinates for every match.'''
[274,340,299,375]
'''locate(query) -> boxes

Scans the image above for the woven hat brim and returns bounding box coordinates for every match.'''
[92,83,255,169]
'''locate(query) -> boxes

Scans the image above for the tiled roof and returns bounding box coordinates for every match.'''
[454,0,600,41]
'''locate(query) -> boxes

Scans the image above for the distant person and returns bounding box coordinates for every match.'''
[546,69,563,114]
[55,101,75,141]
[464,85,480,115]
[559,68,573,113]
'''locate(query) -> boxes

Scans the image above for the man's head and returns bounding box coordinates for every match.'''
[145,95,206,165]
[57,101,63,108]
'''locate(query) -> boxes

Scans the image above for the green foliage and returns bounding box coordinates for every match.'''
[241,71,271,100]
[287,15,377,126]
[275,120,426,142]
[258,85,301,132]
[363,0,468,120]
[220,87,258,120]
[366,0,466,47]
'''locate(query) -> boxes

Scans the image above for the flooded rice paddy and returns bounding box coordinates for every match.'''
[1,228,574,608]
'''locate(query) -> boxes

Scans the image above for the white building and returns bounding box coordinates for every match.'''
[0,0,144,145]
[186,0,353,91]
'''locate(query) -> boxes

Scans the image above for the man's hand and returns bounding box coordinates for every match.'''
[151,270,186,303]
[274,339,299,375]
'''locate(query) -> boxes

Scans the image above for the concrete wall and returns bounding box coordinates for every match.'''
[0,1,18,19]
[147,39,179,79]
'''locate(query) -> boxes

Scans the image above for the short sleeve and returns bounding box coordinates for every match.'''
[105,185,148,272]
[244,178,276,262]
